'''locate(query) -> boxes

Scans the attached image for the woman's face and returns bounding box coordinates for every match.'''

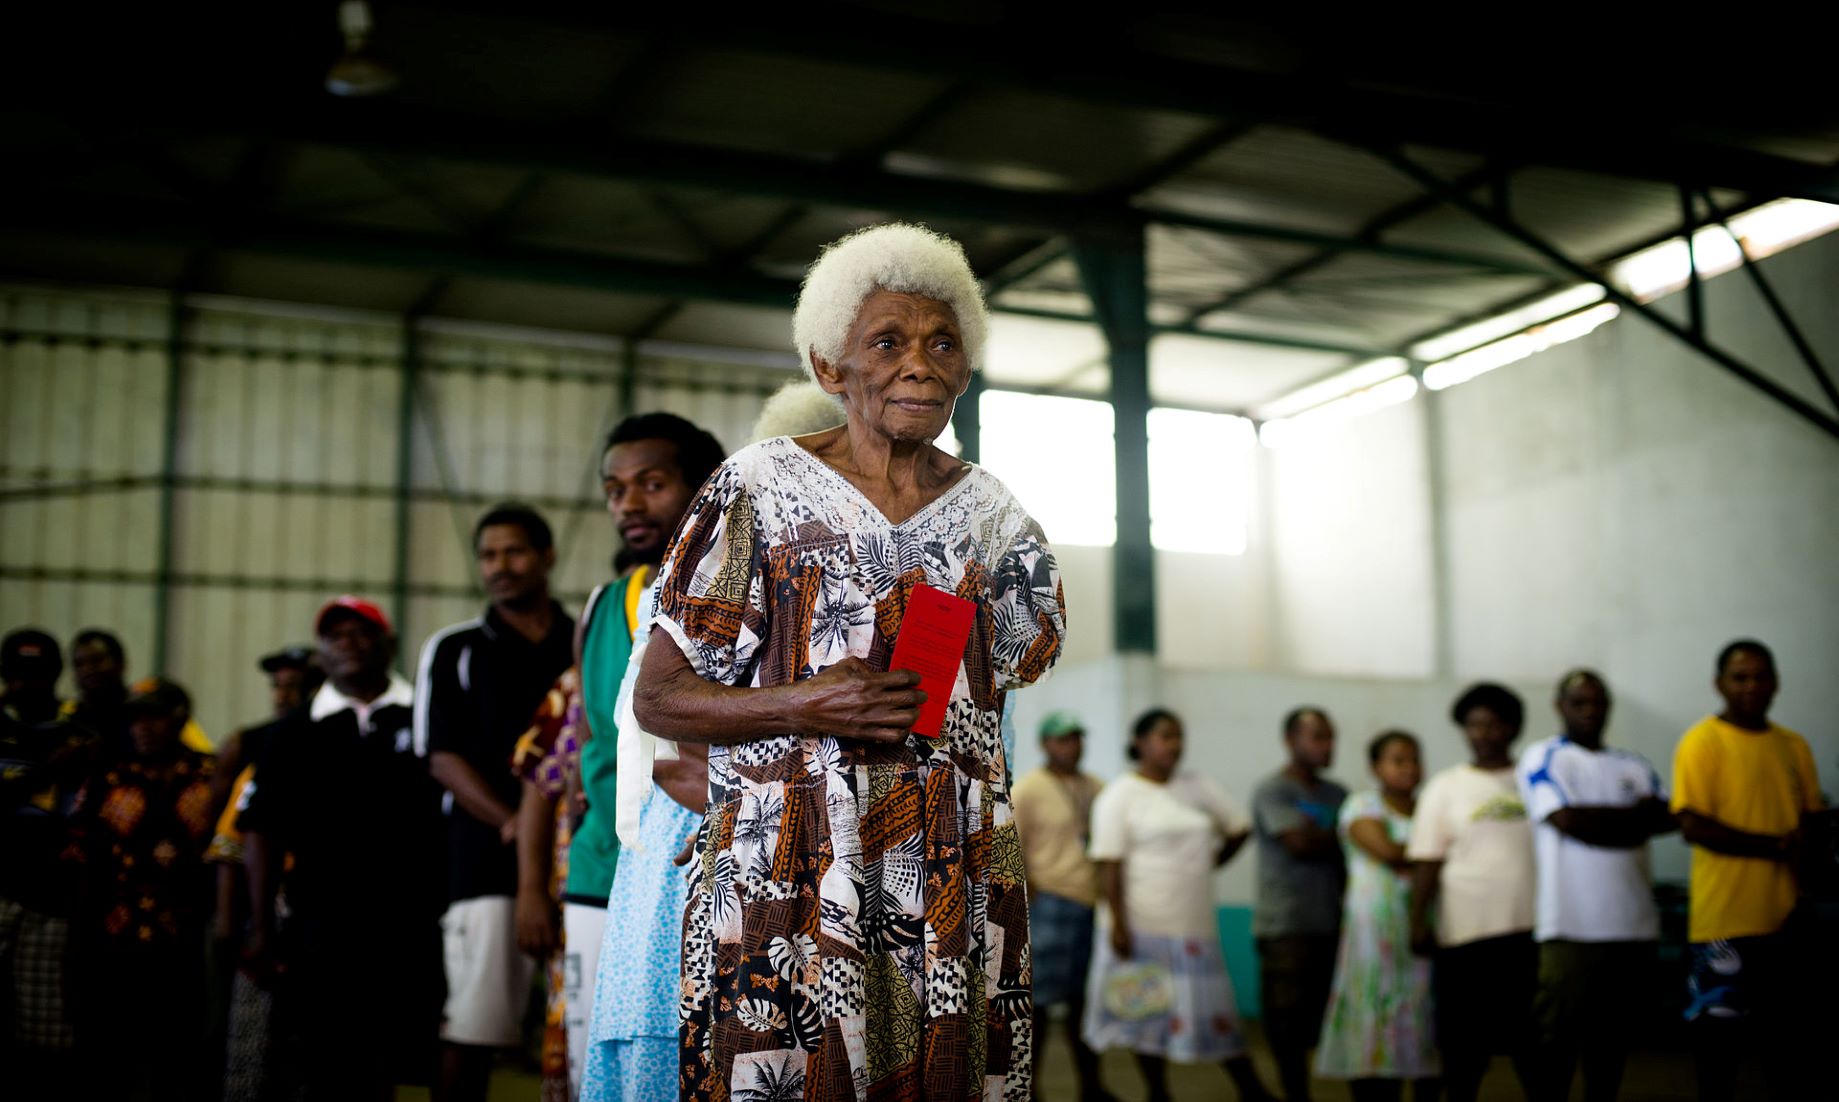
[813,290,969,445]
[1136,715,1184,773]
[1460,705,1518,763]
[1372,737,1422,795]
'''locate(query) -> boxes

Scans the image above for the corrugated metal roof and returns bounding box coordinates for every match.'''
[1141,129,1485,237]
[8,7,1836,416]
[615,48,946,157]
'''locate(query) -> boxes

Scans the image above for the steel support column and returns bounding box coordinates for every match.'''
[1373,147,1839,442]
[391,321,420,634]
[951,371,983,466]
[150,293,186,673]
[1073,232,1156,654]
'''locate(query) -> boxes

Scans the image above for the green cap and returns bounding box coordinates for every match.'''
[1038,710,1085,739]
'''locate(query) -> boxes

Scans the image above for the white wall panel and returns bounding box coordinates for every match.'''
[0,300,812,734]
[4,289,791,738]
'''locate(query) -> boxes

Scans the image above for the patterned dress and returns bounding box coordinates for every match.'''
[654,437,1067,1102]
[510,671,582,1102]
[1314,791,1439,1080]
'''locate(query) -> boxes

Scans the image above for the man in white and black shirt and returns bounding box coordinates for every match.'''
[1515,669,1676,1102]
[418,504,574,1102]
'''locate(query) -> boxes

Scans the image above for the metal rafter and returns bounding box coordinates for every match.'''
[628,81,976,342]
[978,122,1257,304]
[592,8,1839,204]
[1179,162,1523,325]
[1371,146,1839,442]
[92,103,1553,276]
[1096,120,1257,201]
[1698,188,1839,416]
[4,192,1386,356]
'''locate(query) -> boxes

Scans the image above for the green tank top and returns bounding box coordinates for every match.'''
[563,570,643,902]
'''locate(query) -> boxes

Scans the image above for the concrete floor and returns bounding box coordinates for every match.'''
[1032,1021,1716,1102]
[389,1026,1742,1101]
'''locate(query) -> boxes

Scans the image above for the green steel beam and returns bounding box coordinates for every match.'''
[7,198,1396,360]
[1073,232,1156,654]
[982,241,1070,297]
[586,10,1839,205]
[6,198,803,308]
[1179,162,1524,324]
[950,372,983,466]
[113,102,1552,275]
[1095,121,1257,201]
[1146,206,1550,276]
[391,321,420,635]
[994,304,1388,359]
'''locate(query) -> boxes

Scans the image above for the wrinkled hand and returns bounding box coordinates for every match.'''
[794,659,926,743]
[515,887,559,958]
[1110,922,1133,960]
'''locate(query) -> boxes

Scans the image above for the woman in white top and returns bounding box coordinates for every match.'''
[1084,709,1276,1102]
[1406,684,1537,1102]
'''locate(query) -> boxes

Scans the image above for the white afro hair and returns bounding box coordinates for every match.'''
[750,380,846,443]
[791,222,989,381]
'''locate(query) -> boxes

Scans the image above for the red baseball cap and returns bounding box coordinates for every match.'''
[314,595,393,637]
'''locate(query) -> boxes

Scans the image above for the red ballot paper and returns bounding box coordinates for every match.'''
[887,584,977,739]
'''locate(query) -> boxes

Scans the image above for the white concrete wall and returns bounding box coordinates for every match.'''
[1266,396,1439,678]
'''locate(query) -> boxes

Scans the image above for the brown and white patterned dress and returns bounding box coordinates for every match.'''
[652,436,1067,1102]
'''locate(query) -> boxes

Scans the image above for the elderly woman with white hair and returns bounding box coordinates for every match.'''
[633,223,1067,1101]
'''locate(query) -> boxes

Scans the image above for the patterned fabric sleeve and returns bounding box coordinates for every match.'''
[1337,789,1382,836]
[509,671,576,799]
[204,764,257,864]
[651,462,766,688]
[987,515,1067,691]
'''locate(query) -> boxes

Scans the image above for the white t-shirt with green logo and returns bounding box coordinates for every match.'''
[1406,763,1535,948]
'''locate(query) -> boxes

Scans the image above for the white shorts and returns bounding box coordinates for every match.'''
[440,896,537,1048]
[562,903,607,1095]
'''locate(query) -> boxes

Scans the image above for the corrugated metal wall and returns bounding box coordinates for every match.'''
[0,285,790,742]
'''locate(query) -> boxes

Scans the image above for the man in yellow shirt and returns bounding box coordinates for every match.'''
[1010,711,1107,1101]
[1672,639,1824,1102]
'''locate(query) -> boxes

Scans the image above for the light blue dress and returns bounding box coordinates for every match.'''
[581,782,702,1102]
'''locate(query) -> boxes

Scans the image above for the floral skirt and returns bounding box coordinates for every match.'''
[1082,926,1247,1063]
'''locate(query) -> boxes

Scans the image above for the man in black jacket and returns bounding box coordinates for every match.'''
[241,596,444,1101]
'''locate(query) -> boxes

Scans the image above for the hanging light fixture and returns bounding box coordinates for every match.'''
[326,1,398,97]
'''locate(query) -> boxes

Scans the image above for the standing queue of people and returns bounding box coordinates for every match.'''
[0,406,730,1101]
[1010,646,1827,1102]
[1,220,1829,1102]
